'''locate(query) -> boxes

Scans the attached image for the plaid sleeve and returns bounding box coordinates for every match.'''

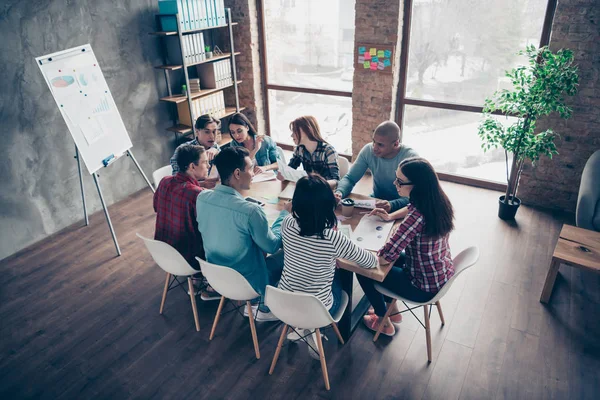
[323,145,340,180]
[288,148,302,169]
[377,210,423,263]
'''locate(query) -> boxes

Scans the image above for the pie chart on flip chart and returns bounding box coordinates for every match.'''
[51,75,76,88]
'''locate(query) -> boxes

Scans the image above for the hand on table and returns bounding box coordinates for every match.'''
[375,200,391,212]
[369,208,392,221]
[334,191,343,204]
[254,165,266,175]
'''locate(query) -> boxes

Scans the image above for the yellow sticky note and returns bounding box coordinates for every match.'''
[369,48,376,56]
[363,61,370,69]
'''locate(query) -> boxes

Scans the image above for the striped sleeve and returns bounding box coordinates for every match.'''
[331,230,377,268]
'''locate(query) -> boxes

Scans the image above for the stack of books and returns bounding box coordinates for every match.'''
[159,0,227,32]
[189,78,201,93]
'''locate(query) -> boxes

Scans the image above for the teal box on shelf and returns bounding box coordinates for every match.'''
[158,0,183,31]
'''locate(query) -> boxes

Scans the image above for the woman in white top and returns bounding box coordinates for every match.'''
[279,174,377,317]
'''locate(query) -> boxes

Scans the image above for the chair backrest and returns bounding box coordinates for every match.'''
[197,258,259,301]
[265,286,334,329]
[152,165,172,186]
[576,150,600,232]
[338,156,350,178]
[276,146,286,165]
[430,246,480,303]
[137,233,198,276]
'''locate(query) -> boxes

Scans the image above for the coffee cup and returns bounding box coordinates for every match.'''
[341,198,355,217]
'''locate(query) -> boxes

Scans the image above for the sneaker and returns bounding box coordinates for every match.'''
[367,306,402,324]
[186,284,201,296]
[243,305,279,322]
[363,314,396,337]
[200,286,221,301]
[243,304,258,317]
[287,328,303,342]
[304,330,320,360]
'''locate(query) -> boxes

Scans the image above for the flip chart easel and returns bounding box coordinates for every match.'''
[36,44,155,256]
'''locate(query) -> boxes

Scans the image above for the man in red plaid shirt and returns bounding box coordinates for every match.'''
[153,145,209,270]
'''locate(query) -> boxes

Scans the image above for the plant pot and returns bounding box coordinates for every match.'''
[498,195,521,220]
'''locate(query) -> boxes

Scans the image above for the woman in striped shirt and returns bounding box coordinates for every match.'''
[358,157,455,337]
[279,174,377,316]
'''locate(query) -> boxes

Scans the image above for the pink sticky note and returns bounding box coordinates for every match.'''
[370,62,377,70]
[364,51,371,60]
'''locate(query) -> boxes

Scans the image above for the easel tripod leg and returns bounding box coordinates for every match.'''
[127,149,155,193]
[93,173,121,256]
[75,145,89,226]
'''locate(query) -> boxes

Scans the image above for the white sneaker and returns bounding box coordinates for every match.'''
[305,330,321,360]
[287,327,303,341]
[243,305,279,322]
[243,304,258,317]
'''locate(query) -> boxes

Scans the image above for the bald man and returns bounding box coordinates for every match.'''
[335,121,418,214]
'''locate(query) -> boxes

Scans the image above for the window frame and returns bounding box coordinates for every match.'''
[395,0,558,190]
[257,0,354,157]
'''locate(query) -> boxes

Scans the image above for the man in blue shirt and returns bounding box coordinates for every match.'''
[196,147,290,321]
[335,121,418,217]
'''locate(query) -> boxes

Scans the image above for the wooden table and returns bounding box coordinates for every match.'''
[245,179,398,340]
[540,224,600,303]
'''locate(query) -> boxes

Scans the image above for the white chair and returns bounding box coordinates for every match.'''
[338,156,350,178]
[372,246,480,363]
[152,165,172,187]
[137,233,201,331]
[197,258,262,359]
[265,285,349,391]
[276,146,286,164]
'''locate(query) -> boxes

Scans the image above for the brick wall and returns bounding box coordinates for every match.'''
[517,0,599,212]
[351,0,403,158]
[223,0,265,133]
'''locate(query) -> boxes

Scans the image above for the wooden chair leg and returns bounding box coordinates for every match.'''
[424,304,432,363]
[331,322,345,345]
[247,301,260,359]
[159,272,171,314]
[435,301,445,326]
[315,328,330,391]
[209,296,226,340]
[187,278,200,332]
[373,299,396,342]
[269,324,288,375]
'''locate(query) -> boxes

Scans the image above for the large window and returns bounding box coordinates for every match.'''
[398,0,553,185]
[261,0,355,155]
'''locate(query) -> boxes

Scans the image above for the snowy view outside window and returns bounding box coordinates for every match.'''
[264,0,355,155]
[402,0,548,183]
[264,0,550,182]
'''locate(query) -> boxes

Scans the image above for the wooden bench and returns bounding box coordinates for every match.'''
[540,224,600,303]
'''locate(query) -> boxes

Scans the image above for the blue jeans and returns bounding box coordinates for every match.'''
[257,249,285,313]
[357,258,435,317]
[328,272,343,317]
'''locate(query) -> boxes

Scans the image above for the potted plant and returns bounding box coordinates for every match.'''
[478,45,578,220]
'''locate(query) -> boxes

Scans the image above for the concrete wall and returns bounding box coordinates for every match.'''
[0,0,175,260]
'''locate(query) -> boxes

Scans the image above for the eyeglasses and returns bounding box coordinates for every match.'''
[394,178,413,186]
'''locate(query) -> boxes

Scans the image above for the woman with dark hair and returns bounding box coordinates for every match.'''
[358,157,455,337]
[227,112,278,174]
[278,116,340,188]
[279,174,376,358]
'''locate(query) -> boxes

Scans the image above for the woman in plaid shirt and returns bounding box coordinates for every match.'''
[280,116,340,188]
[358,157,455,337]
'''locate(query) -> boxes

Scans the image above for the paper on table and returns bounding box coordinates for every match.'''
[252,172,277,183]
[277,161,306,182]
[278,183,295,200]
[338,224,353,240]
[352,214,394,251]
[354,199,376,209]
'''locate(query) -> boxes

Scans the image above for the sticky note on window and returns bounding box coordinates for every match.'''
[384,50,392,58]
[358,46,366,53]
[363,61,370,69]
[358,56,365,63]
[378,62,385,70]
[383,58,391,67]
[370,62,377,70]
[364,51,371,60]
[372,56,379,63]
[377,50,384,58]
[369,48,376,56]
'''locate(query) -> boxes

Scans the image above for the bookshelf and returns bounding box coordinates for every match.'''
[152,4,242,140]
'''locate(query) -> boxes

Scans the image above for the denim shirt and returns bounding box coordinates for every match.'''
[225,135,278,167]
[196,184,288,295]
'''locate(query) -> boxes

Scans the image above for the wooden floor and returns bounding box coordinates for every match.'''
[1,182,599,399]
